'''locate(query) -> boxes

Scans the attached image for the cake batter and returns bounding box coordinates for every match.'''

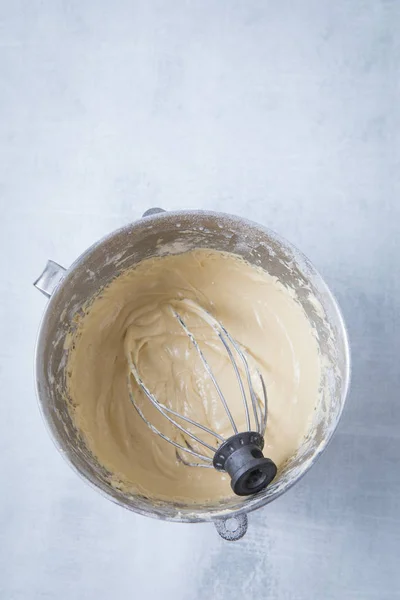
[67,249,321,504]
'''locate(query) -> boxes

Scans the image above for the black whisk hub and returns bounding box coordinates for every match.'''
[213,432,277,496]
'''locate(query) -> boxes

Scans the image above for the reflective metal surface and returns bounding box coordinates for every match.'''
[33,211,349,535]
[1,0,399,597]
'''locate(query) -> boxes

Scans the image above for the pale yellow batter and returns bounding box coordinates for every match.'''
[67,249,321,504]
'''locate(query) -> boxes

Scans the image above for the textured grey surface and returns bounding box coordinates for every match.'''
[1,1,399,598]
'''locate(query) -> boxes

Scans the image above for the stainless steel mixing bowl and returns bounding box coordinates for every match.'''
[34,209,350,540]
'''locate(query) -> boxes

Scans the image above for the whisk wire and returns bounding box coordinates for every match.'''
[182,302,266,436]
[219,326,261,434]
[127,356,220,453]
[259,372,268,433]
[213,331,252,432]
[127,378,213,463]
[173,310,239,435]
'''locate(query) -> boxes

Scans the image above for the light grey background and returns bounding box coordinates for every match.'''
[1,1,399,598]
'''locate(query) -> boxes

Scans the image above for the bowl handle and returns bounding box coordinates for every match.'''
[33,209,164,297]
[142,207,166,217]
[33,260,66,298]
[214,513,248,541]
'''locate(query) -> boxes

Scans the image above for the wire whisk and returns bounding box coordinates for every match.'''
[126,299,277,496]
